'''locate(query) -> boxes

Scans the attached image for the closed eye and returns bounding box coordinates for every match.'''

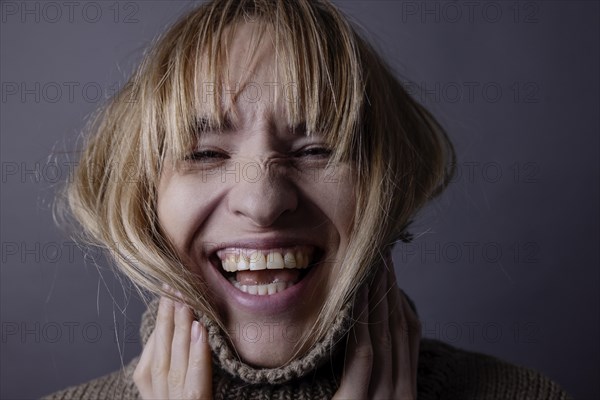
[185,149,229,162]
[295,146,332,158]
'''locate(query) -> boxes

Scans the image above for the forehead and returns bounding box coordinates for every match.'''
[223,22,277,81]
[158,13,363,163]
[196,23,291,120]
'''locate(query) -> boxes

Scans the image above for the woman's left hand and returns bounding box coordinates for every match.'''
[333,258,422,400]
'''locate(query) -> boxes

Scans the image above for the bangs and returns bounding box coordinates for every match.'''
[147,0,365,167]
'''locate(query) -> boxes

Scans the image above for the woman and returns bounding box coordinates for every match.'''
[45,0,570,399]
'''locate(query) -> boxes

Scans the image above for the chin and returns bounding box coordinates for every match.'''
[219,302,319,368]
[231,333,297,368]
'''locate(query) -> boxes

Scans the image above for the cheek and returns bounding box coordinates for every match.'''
[315,166,356,237]
[156,176,214,254]
[312,167,356,293]
[156,180,188,250]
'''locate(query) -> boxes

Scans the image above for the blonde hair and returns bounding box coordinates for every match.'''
[61,0,454,363]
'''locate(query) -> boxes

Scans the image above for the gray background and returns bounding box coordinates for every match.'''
[1,1,598,398]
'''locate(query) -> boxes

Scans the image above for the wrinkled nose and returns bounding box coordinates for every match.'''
[227,160,298,227]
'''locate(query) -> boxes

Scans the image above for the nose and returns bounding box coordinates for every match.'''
[227,160,298,227]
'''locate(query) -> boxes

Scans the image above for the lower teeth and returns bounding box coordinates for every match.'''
[228,278,293,295]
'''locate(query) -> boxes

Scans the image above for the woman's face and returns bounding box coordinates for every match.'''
[157,23,356,367]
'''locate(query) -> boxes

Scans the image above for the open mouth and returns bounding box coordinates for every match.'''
[211,246,320,296]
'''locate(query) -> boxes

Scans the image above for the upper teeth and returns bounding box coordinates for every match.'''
[217,249,313,272]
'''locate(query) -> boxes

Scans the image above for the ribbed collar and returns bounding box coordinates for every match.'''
[139,298,354,385]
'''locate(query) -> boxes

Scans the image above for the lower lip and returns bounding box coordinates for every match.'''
[210,258,322,315]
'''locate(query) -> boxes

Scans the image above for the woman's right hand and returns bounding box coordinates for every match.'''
[133,294,213,399]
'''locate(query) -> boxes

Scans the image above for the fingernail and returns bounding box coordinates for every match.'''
[191,320,200,342]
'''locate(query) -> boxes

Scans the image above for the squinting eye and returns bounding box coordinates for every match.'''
[295,146,332,158]
[185,149,228,162]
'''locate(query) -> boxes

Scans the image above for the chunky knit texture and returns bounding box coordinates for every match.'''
[44,298,572,400]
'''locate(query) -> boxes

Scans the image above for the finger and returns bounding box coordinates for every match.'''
[399,289,421,399]
[333,286,371,400]
[168,297,193,399]
[184,320,212,399]
[369,263,393,399]
[387,265,420,400]
[133,330,155,399]
[152,295,175,399]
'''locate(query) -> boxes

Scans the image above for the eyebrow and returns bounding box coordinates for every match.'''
[193,114,235,135]
[289,121,308,136]
[193,116,311,137]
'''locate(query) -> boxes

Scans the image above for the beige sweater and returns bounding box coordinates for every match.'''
[44,298,571,399]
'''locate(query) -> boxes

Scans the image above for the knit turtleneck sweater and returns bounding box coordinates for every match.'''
[44,298,572,400]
